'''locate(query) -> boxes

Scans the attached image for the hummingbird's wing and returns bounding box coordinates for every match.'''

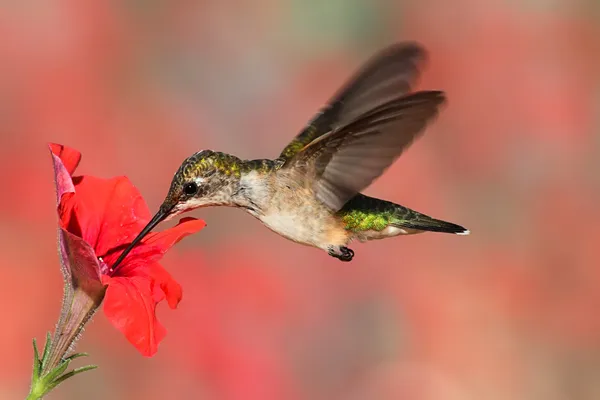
[278,42,428,161]
[283,90,446,211]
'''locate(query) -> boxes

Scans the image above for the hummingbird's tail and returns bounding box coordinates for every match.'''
[391,210,470,235]
[339,194,470,238]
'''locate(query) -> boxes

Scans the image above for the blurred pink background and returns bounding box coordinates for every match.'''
[2,1,600,399]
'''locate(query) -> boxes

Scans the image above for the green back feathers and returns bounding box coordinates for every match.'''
[241,158,279,174]
[279,124,325,160]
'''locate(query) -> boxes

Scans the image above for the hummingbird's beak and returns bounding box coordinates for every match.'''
[110,205,173,271]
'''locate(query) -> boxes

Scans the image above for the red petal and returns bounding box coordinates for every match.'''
[142,218,206,255]
[71,175,152,257]
[103,275,168,357]
[49,143,154,255]
[49,143,81,176]
[50,150,76,204]
[51,146,85,240]
[58,192,82,237]
[100,217,206,269]
[146,262,183,309]
[107,258,184,309]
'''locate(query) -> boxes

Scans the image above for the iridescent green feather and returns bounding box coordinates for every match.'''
[279,125,322,160]
[279,102,342,161]
[180,151,277,180]
[241,158,278,174]
[338,194,400,232]
[338,193,467,234]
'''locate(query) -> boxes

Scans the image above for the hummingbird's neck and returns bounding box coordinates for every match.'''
[230,158,278,215]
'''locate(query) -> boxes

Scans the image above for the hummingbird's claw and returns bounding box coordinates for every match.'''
[328,246,354,262]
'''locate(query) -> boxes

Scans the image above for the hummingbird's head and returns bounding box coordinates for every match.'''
[162,150,243,216]
[110,150,242,270]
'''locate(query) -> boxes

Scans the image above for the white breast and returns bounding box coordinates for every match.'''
[239,170,340,249]
[259,213,317,245]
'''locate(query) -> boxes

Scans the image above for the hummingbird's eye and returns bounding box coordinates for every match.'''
[183,182,198,196]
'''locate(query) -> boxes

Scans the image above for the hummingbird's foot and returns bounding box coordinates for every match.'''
[328,246,354,262]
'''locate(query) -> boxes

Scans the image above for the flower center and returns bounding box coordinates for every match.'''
[98,257,112,275]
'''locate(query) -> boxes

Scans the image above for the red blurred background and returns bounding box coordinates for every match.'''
[2,1,600,399]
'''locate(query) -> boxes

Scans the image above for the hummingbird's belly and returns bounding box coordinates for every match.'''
[259,211,347,249]
[251,173,349,248]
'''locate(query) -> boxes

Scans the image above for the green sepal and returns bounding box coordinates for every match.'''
[40,332,52,371]
[63,352,89,362]
[28,338,97,400]
[43,359,70,386]
[31,338,42,387]
[46,364,98,392]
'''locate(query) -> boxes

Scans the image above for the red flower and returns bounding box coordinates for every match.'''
[50,143,205,356]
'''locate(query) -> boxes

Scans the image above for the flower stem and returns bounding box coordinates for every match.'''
[41,287,101,374]
[27,281,105,399]
[26,376,49,400]
[26,388,43,400]
[26,338,97,400]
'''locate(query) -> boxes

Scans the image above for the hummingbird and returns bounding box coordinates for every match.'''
[111,42,469,269]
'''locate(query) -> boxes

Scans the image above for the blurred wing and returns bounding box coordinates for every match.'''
[285,91,446,211]
[278,42,428,160]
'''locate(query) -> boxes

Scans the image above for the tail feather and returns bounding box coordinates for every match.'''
[392,210,470,235]
[339,194,470,237]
